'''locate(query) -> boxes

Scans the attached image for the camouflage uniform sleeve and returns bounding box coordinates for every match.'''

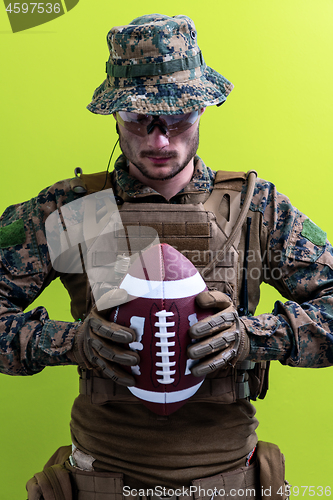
[241,180,333,368]
[0,182,80,376]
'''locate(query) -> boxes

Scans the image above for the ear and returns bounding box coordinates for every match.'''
[200,107,206,115]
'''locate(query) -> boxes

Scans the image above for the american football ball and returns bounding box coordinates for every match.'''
[109,243,213,416]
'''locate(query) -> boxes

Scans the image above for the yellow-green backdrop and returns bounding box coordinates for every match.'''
[1,0,333,498]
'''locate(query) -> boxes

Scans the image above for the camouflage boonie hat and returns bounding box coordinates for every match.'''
[87,14,234,115]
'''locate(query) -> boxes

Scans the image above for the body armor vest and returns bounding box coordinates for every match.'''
[63,169,269,405]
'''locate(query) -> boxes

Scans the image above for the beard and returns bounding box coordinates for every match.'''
[118,128,200,181]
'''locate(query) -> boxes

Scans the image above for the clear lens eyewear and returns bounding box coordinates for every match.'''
[116,110,200,137]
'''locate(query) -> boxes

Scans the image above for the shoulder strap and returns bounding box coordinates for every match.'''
[204,170,247,237]
[70,171,113,194]
[202,170,257,279]
[214,170,247,183]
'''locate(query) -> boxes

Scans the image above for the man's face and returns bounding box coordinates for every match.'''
[114,110,203,181]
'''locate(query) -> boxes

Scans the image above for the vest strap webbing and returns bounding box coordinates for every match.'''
[79,370,251,404]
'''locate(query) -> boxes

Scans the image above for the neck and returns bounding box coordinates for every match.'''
[128,159,195,200]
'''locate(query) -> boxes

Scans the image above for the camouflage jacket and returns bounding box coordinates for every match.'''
[1,155,333,376]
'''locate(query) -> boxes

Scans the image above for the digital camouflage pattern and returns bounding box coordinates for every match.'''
[1,154,333,376]
[87,14,233,115]
[241,180,333,367]
[0,182,81,375]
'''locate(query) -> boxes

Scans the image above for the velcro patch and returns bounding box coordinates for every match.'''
[301,218,327,246]
[0,219,26,248]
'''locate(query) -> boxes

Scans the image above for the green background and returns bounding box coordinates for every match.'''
[1,0,333,498]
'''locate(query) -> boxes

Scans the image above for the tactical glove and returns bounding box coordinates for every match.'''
[187,291,250,377]
[69,289,139,386]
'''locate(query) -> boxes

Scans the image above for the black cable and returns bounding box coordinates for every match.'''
[101,138,119,191]
[238,216,252,317]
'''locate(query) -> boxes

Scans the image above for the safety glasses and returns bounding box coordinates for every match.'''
[115,110,201,137]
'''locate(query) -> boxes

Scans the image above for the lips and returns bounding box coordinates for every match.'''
[146,156,172,164]
[141,150,177,164]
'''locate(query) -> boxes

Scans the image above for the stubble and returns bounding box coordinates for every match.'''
[118,128,200,181]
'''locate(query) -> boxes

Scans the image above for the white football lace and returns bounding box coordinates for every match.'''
[154,310,176,384]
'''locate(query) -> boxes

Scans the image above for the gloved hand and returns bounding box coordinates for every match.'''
[187,291,250,377]
[69,289,139,386]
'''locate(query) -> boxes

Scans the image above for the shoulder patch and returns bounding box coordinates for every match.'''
[301,218,327,246]
[0,219,26,248]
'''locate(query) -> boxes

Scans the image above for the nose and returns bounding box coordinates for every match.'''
[146,125,170,149]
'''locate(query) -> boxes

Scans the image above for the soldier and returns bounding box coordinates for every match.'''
[1,13,333,500]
